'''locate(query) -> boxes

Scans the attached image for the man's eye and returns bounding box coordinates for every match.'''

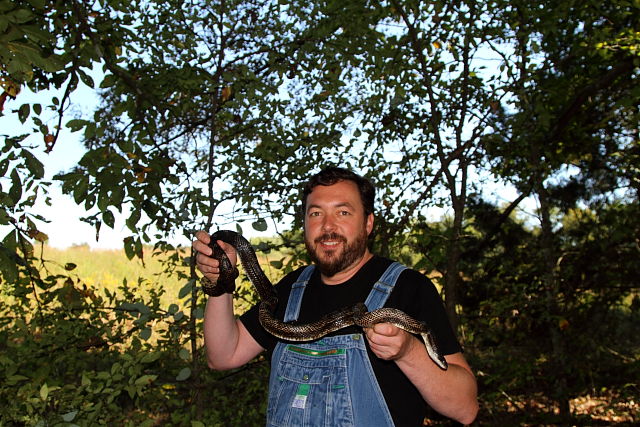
[339,211,350,216]
[309,212,320,217]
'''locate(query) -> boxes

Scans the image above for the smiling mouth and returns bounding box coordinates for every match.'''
[316,234,346,249]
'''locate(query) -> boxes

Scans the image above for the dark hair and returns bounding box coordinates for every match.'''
[301,167,375,216]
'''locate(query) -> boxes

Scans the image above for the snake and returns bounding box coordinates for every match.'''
[207,230,448,370]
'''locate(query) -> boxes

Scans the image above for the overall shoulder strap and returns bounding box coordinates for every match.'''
[364,262,407,311]
[283,265,315,322]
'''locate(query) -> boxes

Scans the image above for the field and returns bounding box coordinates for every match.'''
[35,243,288,309]
[37,244,189,308]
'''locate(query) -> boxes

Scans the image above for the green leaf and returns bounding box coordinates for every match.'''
[73,176,89,204]
[126,208,141,232]
[0,245,19,284]
[194,306,204,319]
[0,209,9,225]
[141,351,161,364]
[176,367,191,381]
[139,327,152,341]
[118,302,136,311]
[97,186,111,212]
[8,169,22,205]
[252,218,268,232]
[81,374,91,387]
[100,73,117,88]
[22,149,44,179]
[27,0,46,10]
[270,259,283,269]
[5,374,28,385]
[40,383,48,400]
[18,103,30,123]
[134,374,157,386]
[66,119,88,132]
[123,236,135,260]
[178,279,194,299]
[62,411,78,422]
[134,302,151,314]
[102,210,115,228]
[3,229,18,252]
[0,159,9,177]
[78,69,95,88]
[178,348,190,361]
[84,122,96,139]
[10,9,34,24]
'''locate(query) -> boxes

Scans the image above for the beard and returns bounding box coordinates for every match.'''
[305,227,369,278]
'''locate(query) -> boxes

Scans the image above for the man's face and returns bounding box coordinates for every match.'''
[303,180,373,277]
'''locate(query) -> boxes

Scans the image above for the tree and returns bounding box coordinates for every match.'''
[2,0,638,423]
[480,0,639,419]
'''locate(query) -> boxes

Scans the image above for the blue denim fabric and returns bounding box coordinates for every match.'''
[283,265,315,323]
[266,262,407,427]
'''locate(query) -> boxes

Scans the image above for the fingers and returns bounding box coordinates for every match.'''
[196,250,220,270]
[371,322,398,336]
[192,231,239,281]
[365,323,413,361]
[193,230,212,256]
[364,324,397,346]
[192,230,220,278]
[194,230,211,244]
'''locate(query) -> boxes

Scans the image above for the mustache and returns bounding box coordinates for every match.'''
[314,233,347,244]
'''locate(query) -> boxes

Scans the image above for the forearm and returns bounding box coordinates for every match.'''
[203,294,262,370]
[395,339,478,424]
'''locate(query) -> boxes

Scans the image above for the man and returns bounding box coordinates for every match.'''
[193,167,478,426]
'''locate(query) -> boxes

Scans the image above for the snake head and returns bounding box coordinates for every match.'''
[352,302,368,316]
[348,302,369,324]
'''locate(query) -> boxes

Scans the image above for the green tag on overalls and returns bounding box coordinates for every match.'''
[292,383,310,409]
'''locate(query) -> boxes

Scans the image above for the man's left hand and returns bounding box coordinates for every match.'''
[364,322,419,361]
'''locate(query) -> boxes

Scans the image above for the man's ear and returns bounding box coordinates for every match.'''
[366,213,374,235]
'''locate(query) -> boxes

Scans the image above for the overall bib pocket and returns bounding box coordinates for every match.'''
[267,344,352,427]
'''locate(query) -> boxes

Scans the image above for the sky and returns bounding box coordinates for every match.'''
[2,81,535,250]
[1,82,134,249]
[0,77,292,249]
[1,81,281,249]
[1,49,537,251]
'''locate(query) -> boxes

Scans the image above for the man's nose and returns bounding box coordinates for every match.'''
[321,215,337,232]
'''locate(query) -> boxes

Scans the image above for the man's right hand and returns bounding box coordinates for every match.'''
[193,230,239,284]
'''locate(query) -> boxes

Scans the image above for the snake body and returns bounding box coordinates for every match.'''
[208,230,448,370]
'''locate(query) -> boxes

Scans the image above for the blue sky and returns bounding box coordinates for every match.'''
[2,81,281,249]
[1,82,135,249]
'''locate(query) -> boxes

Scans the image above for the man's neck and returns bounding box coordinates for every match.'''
[320,250,374,285]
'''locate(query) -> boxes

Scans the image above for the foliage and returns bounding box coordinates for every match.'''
[0,244,270,425]
[458,198,639,423]
[1,0,639,424]
[476,0,639,416]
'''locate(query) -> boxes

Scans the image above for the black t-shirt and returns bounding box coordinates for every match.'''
[240,255,461,427]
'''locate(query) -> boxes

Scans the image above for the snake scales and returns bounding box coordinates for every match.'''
[207,230,448,370]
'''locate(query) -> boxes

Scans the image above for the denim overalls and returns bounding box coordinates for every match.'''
[266,262,407,427]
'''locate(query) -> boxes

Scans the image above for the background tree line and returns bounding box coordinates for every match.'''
[1,0,638,424]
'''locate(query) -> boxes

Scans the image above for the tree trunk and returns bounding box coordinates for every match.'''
[443,165,468,335]
[444,235,462,334]
[537,183,571,420]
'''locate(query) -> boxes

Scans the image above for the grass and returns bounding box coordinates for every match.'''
[31,242,289,310]
[34,244,187,307]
